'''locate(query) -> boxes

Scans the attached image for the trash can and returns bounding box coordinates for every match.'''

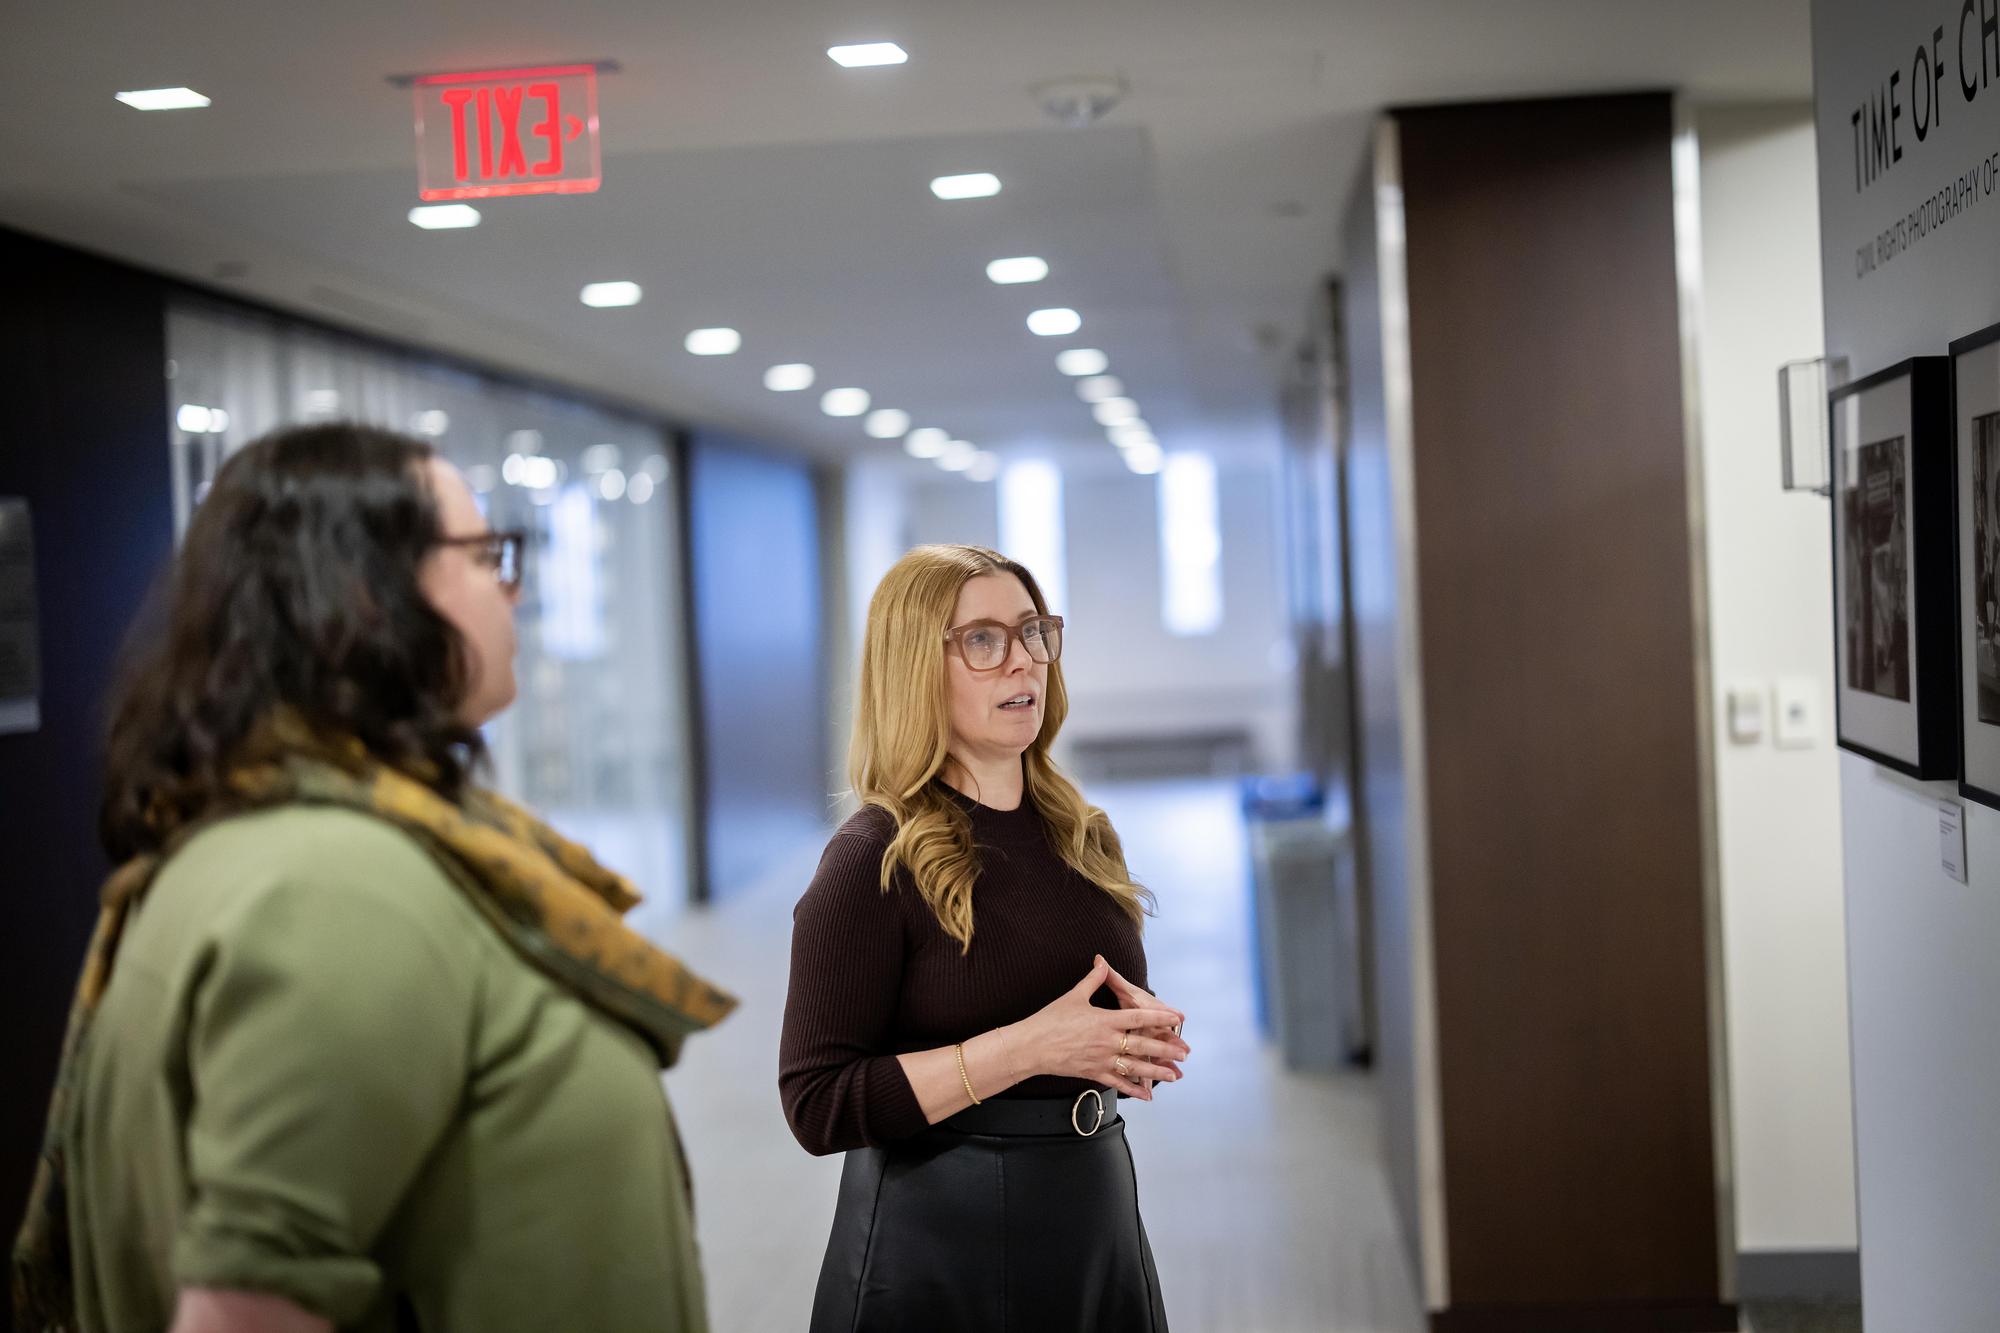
[1241,774,1361,1072]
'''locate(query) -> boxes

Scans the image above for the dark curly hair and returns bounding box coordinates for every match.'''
[101,421,485,860]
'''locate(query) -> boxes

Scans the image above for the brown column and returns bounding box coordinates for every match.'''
[1353,92,1733,1332]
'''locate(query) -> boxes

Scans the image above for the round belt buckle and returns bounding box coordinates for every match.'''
[1071,1088,1105,1137]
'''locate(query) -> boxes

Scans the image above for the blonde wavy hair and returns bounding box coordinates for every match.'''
[850,543,1152,950]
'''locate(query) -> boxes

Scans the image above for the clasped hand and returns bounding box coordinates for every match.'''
[1012,955,1191,1100]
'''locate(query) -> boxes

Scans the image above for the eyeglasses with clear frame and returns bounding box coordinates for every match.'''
[943,614,1064,671]
[435,529,527,594]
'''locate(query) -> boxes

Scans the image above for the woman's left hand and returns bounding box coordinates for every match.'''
[1096,955,1189,1085]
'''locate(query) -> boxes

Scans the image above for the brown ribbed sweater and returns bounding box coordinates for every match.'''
[778,782,1149,1156]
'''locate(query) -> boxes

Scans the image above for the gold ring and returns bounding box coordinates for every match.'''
[1118,1032,1131,1057]
[1114,1056,1131,1078]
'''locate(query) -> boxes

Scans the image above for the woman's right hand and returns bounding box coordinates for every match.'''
[1006,957,1190,1099]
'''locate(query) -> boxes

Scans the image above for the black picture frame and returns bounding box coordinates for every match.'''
[1950,323,2000,810]
[1829,356,1956,779]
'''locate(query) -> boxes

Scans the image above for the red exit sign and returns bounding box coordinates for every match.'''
[412,64,601,200]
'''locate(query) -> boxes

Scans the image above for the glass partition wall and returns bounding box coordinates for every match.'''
[164,299,698,924]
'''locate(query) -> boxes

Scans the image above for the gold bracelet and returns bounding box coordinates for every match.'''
[954,1042,982,1106]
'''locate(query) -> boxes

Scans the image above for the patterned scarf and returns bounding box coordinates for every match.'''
[12,745,736,1331]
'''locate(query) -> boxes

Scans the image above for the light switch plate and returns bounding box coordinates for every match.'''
[1774,677,1819,749]
[1726,684,1766,744]
[1941,801,1969,884]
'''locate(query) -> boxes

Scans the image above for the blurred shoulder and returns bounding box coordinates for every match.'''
[797,805,903,917]
[156,804,465,925]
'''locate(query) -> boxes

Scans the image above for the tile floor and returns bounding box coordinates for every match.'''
[655,778,1422,1332]
[650,779,1847,1332]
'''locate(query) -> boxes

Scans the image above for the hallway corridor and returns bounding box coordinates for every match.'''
[658,778,1425,1333]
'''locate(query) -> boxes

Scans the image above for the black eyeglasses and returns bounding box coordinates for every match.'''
[944,615,1064,671]
[435,529,526,593]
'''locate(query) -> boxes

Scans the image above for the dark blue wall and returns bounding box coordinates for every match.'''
[685,433,828,897]
[0,229,174,1310]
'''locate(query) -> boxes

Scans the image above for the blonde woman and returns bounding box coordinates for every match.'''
[780,543,1190,1331]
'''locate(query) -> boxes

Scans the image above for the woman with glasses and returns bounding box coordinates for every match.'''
[13,423,733,1333]
[780,543,1190,1331]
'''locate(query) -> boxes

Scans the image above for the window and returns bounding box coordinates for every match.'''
[1159,452,1223,635]
[164,298,696,910]
[541,483,605,661]
[999,459,1068,613]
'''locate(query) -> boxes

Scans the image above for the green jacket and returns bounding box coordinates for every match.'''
[60,805,708,1332]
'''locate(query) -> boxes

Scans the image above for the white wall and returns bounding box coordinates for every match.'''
[1811,3,2000,1326]
[1340,133,1440,1301]
[829,466,1003,791]
[822,459,932,813]
[1694,104,1857,1258]
[1057,463,1294,770]
[905,473,1000,552]
[837,457,1296,775]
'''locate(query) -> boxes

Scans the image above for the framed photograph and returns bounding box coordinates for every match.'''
[1830,356,1955,779]
[1952,325,2000,808]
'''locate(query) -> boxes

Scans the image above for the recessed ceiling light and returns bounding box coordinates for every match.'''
[408,204,481,230]
[1057,348,1109,376]
[581,443,623,473]
[581,281,642,308]
[828,42,909,67]
[905,428,949,459]
[685,327,742,356]
[1077,375,1124,403]
[821,387,872,417]
[116,87,210,111]
[1028,308,1082,337]
[939,440,979,472]
[1125,442,1164,474]
[931,172,1002,200]
[1109,423,1155,449]
[986,256,1049,285]
[765,363,816,391]
[628,472,657,504]
[1092,397,1140,426]
[865,408,912,439]
[599,469,628,501]
[967,452,1001,483]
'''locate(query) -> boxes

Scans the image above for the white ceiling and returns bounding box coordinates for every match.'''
[0,0,1812,471]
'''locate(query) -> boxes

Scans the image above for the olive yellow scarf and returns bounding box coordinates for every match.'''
[13,744,735,1331]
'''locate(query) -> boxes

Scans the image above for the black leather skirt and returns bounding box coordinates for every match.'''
[809,1093,1170,1333]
